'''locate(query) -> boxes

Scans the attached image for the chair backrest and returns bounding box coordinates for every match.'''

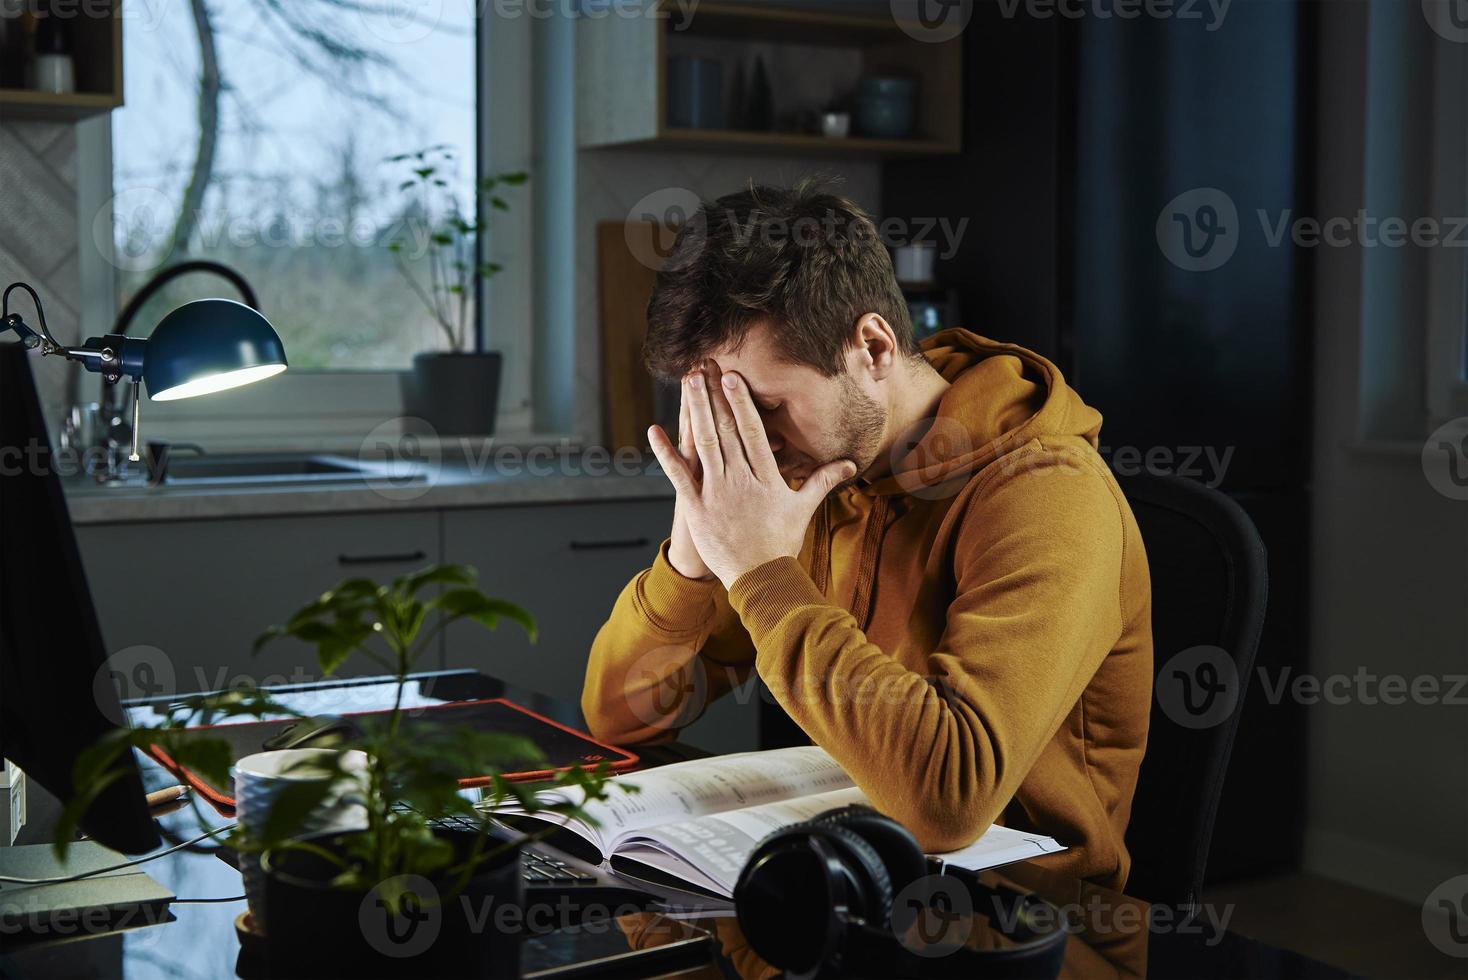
[1118,473,1269,912]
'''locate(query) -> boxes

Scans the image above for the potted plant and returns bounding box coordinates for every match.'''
[58,564,624,978]
[387,145,527,436]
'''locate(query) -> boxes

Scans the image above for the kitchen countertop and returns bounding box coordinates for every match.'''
[62,450,675,525]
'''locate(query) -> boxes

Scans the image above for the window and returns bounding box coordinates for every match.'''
[107,1,478,371]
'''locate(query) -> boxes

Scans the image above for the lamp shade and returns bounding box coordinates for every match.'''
[143,298,288,401]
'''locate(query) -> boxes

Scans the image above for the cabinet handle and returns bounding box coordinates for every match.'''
[338,550,427,566]
[568,537,651,551]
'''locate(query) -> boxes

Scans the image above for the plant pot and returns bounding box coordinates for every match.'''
[260,826,523,978]
[400,351,503,437]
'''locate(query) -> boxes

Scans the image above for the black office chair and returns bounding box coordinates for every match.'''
[1117,472,1269,913]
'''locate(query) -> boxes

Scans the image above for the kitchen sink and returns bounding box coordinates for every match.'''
[159,453,424,487]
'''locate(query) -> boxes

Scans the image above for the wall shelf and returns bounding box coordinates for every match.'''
[0,1,122,123]
[578,0,962,159]
[622,127,957,156]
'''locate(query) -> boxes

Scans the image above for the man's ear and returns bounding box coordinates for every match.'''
[851,313,898,380]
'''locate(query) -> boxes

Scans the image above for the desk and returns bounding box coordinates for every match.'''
[2,671,1347,979]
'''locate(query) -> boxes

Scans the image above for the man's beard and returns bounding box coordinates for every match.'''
[776,376,886,483]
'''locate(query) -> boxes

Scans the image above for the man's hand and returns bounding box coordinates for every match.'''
[648,362,856,591]
[666,382,713,580]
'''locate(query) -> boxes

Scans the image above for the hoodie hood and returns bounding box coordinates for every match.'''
[865,328,1104,498]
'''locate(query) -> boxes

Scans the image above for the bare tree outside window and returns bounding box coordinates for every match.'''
[109,0,476,370]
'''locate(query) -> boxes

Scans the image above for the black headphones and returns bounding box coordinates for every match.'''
[733,804,1069,979]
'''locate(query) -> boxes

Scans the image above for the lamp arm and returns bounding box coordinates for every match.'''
[2,282,65,354]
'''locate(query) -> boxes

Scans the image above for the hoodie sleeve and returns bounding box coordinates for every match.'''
[581,538,758,745]
[725,450,1131,853]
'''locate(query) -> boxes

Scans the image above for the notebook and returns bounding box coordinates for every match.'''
[482,745,1066,899]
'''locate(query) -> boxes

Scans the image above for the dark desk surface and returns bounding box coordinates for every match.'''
[2,671,1348,980]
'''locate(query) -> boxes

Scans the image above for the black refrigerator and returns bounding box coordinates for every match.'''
[883,0,1312,883]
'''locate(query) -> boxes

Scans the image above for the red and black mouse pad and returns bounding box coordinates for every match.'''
[144,698,639,814]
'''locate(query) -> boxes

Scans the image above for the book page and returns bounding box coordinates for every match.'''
[614,786,870,896]
[611,786,1069,898]
[484,745,853,860]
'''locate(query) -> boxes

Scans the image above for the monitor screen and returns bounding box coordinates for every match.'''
[0,343,159,854]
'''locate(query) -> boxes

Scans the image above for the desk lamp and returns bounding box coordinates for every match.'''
[1,282,288,461]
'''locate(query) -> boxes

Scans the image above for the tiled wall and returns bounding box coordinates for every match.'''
[0,119,82,428]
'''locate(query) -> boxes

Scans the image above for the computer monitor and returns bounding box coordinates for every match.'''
[0,343,160,854]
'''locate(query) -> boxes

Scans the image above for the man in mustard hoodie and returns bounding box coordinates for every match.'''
[582,183,1152,890]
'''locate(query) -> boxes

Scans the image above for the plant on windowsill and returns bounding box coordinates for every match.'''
[58,563,624,979]
[387,145,528,438]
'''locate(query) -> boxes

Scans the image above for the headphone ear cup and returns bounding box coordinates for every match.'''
[813,805,929,898]
[811,823,894,926]
[735,821,879,976]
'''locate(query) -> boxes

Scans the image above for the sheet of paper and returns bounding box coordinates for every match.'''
[930,823,1067,871]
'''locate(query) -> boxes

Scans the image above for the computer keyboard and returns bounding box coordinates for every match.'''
[521,848,598,885]
[390,801,603,887]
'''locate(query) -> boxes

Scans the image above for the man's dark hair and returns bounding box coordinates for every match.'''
[643,181,918,380]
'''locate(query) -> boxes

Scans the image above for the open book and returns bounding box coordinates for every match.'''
[481,746,1065,899]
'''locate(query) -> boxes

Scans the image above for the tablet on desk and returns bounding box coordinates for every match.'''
[146,698,639,813]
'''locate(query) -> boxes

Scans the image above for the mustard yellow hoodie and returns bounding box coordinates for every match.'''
[582,329,1152,890]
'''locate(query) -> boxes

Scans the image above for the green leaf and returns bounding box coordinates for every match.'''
[499,171,529,185]
[429,590,537,642]
[252,624,286,656]
[398,180,415,191]
[414,167,435,179]
[490,197,508,211]
[395,564,478,597]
